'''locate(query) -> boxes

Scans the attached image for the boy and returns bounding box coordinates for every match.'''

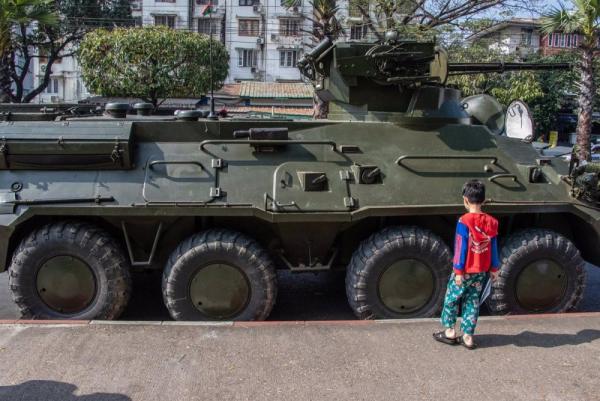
[433,179,500,349]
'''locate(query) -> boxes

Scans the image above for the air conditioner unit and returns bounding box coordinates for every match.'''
[50,96,60,103]
[292,6,299,13]
[253,5,263,13]
[256,37,264,45]
[270,34,278,42]
[250,67,257,73]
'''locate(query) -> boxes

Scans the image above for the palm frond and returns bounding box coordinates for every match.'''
[541,4,581,34]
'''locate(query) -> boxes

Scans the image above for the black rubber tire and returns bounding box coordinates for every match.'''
[346,226,452,319]
[162,229,277,321]
[487,229,586,315]
[8,221,131,320]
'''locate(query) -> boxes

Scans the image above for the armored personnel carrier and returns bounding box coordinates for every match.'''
[0,36,594,321]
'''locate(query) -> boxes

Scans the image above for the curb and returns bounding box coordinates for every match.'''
[0,311,598,328]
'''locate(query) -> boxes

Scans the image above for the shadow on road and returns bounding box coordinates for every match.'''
[476,329,600,348]
[0,380,131,401]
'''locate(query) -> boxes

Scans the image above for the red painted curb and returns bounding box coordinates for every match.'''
[304,320,374,326]
[0,320,17,324]
[15,320,90,325]
[233,321,304,328]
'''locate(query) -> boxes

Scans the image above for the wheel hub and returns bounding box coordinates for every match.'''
[36,256,97,314]
[189,263,250,319]
[378,259,434,314]
[516,259,568,312]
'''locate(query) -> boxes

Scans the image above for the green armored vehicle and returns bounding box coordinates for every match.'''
[0,36,594,321]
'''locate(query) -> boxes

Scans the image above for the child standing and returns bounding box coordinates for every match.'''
[433,180,500,349]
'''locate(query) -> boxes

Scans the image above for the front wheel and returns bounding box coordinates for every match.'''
[8,221,131,320]
[162,229,277,321]
[488,229,586,315]
[346,226,452,319]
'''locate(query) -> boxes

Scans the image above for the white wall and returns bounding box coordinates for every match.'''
[484,25,540,56]
[142,0,191,30]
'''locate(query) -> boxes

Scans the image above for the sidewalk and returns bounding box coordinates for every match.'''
[0,314,599,401]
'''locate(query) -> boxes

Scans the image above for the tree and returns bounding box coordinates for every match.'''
[0,0,57,102]
[542,0,600,162]
[78,27,229,108]
[284,0,344,118]
[447,40,582,140]
[359,0,543,40]
[1,0,132,103]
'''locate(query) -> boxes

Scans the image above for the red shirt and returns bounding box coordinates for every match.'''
[453,212,500,275]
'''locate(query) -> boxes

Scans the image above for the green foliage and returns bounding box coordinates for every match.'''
[542,0,600,160]
[78,26,229,107]
[2,0,134,102]
[0,0,57,54]
[447,42,583,138]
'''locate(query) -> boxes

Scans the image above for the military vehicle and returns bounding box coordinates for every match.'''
[0,35,594,322]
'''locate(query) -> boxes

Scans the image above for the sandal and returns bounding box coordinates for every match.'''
[433,331,458,345]
[457,336,477,350]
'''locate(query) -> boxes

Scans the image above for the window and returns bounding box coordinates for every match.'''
[154,15,176,29]
[279,50,298,67]
[156,0,176,2]
[350,24,368,40]
[239,0,256,5]
[198,19,217,35]
[548,32,579,48]
[520,28,533,46]
[239,19,259,36]
[238,49,257,67]
[46,78,59,94]
[280,19,300,36]
[133,17,142,27]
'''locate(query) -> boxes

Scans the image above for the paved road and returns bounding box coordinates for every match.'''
[1,264,599,321]
[0,315,599,401]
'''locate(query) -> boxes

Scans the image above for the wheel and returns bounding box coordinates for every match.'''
[346,226,452,319]
[162,229,277,321]
[488,229,586,314]
[8,221,131,320]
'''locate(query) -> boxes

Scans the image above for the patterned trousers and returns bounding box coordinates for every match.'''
[440,272,487,335]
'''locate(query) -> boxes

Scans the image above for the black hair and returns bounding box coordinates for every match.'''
[462,179,485,204]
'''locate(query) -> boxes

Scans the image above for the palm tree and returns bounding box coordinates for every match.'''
[284,0,343,118]
[0,0,57,102]
[542,0,600,162]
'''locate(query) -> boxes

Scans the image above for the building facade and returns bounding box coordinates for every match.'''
[31,0,384,102]
[469,18,593,58]
[32,46,91,104]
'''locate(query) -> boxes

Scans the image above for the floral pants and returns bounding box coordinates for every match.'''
[440,272,487,335]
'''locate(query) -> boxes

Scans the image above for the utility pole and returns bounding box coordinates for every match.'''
[207,3,217,120]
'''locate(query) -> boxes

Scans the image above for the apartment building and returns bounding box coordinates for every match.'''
[31,0,380,102]
[225,0,311,82]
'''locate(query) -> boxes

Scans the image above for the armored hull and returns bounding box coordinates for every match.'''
[0,114,595,320]
[0,37,593,321]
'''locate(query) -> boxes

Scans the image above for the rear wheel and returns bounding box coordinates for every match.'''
[488,229,586,314]
[8,221,131,320]
[162,229,277,321]
[346,226,451,319]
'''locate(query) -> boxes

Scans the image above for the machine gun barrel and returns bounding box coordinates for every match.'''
[448,62,571,75]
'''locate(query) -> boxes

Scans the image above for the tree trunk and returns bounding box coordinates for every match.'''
[576,46,595,162]
[0,50,15,103]
[313,92,328,119]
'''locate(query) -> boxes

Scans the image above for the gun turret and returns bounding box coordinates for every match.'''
[298,38,570,122]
